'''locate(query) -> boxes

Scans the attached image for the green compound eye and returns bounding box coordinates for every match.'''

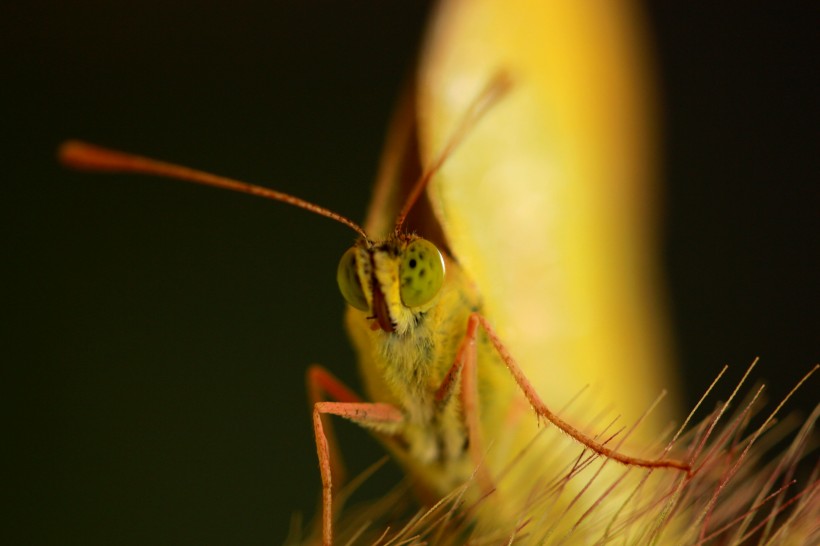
[336,247,369,311]
[400,239,445,308]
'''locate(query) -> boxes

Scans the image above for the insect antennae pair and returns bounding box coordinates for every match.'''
[58,71,513,242]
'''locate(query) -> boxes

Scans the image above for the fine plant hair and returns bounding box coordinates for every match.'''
[287,360,818,545]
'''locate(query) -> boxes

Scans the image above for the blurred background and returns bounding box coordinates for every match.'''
[3,2,815,544]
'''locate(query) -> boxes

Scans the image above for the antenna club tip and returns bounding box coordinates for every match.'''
[58,139,136,172]
[58,139,99,170]
[57,138,80,161]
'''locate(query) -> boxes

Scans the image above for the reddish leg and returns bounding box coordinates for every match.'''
[434,315,494,492]
[308,367,404,546]
[472,313,692,474]
[307,365,366,490]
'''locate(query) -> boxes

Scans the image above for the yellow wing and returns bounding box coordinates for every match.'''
[417,0,680,436]
[340,1,686,539]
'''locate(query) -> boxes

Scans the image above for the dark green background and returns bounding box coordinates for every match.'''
[4,2,816,544]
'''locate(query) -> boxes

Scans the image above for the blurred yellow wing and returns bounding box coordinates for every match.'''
[341,1,686,539]
[417,0,680,435]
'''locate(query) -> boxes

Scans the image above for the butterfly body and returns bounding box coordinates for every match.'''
[340,234,510,498]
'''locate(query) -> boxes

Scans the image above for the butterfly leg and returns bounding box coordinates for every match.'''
[434,314,494,493]
[308,366,404,546]
[471,313,691,474]
[307,365,367,491]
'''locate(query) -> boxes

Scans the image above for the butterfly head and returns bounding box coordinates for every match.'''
[337,234,445,334]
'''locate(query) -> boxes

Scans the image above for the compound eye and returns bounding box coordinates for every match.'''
[336,247,368,311]
[399,239,445,307]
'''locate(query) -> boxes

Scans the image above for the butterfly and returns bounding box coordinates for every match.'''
[59,61,686,543]
[59,2,820,543]
[59,2,693,543]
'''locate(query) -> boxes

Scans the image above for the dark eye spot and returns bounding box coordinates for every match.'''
[419,268,426,278]
[409,259,417,269]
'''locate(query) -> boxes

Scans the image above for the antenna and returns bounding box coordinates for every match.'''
[394,71,513,232]
[58,140,368,239]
